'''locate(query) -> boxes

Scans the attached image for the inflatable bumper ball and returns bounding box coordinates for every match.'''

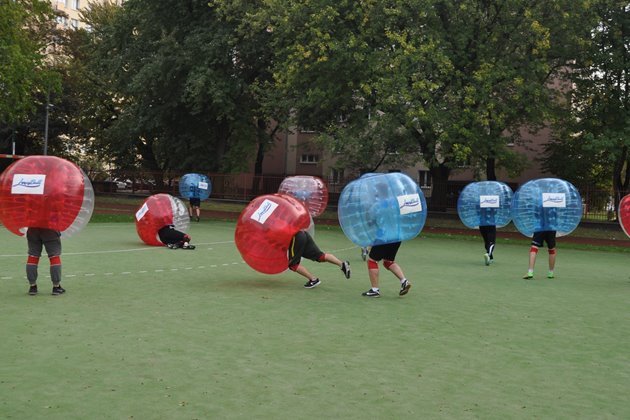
[457,181,513,229]
[135,194,190,246]
[235,194,311,274]
[0,155,94,237]
[619,194,630,238]
[179,173,211,201]
[278,175,329,217]
[337,172,427,247]
[511,178,582,237]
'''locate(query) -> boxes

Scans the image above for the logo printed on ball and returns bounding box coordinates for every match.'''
[251,199,279,224]
[479,195,500,208]
[11,174,46,195]
[397,194,422,215]
[542,193,566,208]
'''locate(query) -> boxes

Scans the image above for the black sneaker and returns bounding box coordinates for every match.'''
[28,285,38,296]
[341,261,351,279]
[196,216,200,222]
[399,280,411,296]
[361,247,369,261]
[182,243,196,250]
[362,288,380,297]
[167,242,181,249]
[52,285,66,296]
[304,278,321,288]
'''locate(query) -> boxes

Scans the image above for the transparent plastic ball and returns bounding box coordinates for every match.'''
[135,194,190,246]
[512,178,582,237]
[235,194,311,274]
[337,172,427,247]
[179,173,211,200]
[619,194,630,238]
[457,181,513,229]
[0,156,94,237]
[278,175,328,217]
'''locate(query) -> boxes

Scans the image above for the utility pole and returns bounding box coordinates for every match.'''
[43,91,51,155]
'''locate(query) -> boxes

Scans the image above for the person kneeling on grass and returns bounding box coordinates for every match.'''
[158,224,196,250]
[288,230,351,288]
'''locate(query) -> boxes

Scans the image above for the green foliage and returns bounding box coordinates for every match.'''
[0,0,60,125]
[545,0,629,200]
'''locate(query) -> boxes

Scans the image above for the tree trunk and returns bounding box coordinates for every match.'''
[429,163,451,212]
[251,119,267,196]
[486,157,497,181]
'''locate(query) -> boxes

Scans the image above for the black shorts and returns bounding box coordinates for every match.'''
[158,225,189,245]
[368,242,401,262]
[288,231,324,268]
[189,198,201,207]
[532,231,556,249]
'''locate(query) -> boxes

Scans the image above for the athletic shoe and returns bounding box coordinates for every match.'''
[547,272,554,279]
[341,261,351,279]
[399,280,411,296]
[523,273,534,279]
[28,285,38,296]
[196,217,200,222]
[304,278,321,289]
[361,248,368,261]
[182,244,196,250]
[52,285,66,296]
[362,289,380,297]
[484,253,490,266]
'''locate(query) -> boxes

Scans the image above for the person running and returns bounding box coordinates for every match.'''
[362,242,411,297]
[288,230,351,288]
[479,225,496,265]
[523,230,557,279]
[188,197,201,222]
[26,227,65,296]
[158,225,196,249]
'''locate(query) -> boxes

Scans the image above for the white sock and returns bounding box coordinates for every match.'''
[400,278,407,284]
[372,287,379,292]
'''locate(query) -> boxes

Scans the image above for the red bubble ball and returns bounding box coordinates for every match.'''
[278,175,329,217]
[0,156,94,237]
[235,194,311,274]
[135,194,190,246]
[619,194,630,238]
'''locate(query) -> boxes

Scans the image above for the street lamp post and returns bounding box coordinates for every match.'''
[43,92,52,155]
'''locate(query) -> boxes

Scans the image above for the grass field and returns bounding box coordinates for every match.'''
[1,220,629,419]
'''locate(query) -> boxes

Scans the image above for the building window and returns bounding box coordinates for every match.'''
[72,0,80,9]
[419,170,432,187]
[330,168,344,185]
[300,154,319,164]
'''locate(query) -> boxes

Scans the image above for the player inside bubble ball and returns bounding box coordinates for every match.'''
[288,230,351,288]
[158,224,196,250]
[362,182,411,298]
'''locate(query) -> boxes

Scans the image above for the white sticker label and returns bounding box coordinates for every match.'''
[479,195,500,208]
[198,181,209,190]
[135,203,149,221]
[542,193,566,208]
[397,193,422,215]
[11,174,46,195]
[251,199,279,224]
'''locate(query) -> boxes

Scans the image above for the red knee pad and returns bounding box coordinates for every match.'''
[383,260,394,269]
[27,255,40,265]
[288,264,299,272]
[367,260,378,270]
[49,255,61,266]
[530,246,539,254]
[184,234,191,242]
[318,253,326,262]
[548,248,556,255]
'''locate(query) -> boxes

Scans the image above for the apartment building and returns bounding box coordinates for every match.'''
[50,0,124,30]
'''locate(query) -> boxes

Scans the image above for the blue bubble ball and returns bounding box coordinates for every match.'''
[457,181,513,229]
[512,178,582,237]
[338,172,427,247]
[179,173,211,200]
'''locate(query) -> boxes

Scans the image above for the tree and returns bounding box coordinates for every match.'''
[261,0,590,207]
[0,0,60,152]
[545,0,630,209]
[79,0,279,181]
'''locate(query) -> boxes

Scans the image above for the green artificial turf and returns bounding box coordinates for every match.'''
[0,220,629,419]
